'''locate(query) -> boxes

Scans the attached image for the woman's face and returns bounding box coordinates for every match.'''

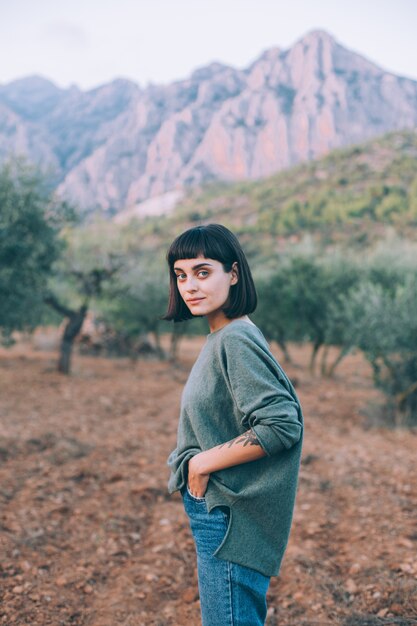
[173,257,238,321]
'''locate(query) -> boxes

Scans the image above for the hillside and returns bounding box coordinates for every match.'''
[1,30,417,214]
[116,129,417,262]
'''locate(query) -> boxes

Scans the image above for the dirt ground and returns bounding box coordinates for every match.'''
[0,336,416,626]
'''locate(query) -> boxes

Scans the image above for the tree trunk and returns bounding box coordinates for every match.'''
[169,325,183,362]
[44,295,88,375]
[309,340,322,374]
[326,346,352,378]
[277,339,292,364]
[57,305,88,375]
[320,344,329,377]
[58,339,72,374]
[152,329,165,359]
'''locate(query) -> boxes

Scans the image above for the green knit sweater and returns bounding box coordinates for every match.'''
[167,320,304,577]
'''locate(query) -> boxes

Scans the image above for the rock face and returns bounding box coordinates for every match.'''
[1,30,417,214]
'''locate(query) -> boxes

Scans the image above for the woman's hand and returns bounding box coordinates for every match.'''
[187,453,210,498]
[186,431,267,497]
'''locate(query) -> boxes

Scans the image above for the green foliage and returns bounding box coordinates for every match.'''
[321,253,410,376]
[99,264,169,340]
[48,219,127,308]
[253,254,361,371]
[338,276,417,425]
[253,261,296,360]
[0,159,69,339]
[408,176,417,220]
[250,246,417,423]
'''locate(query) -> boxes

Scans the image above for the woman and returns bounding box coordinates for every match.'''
[164,224,304,626]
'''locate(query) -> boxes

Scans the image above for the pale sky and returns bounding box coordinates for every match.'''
[1,0,416,90]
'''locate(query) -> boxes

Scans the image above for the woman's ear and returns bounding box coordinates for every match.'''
[231,262,239,285]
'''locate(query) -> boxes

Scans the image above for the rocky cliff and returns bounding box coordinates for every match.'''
[1,30,416,214]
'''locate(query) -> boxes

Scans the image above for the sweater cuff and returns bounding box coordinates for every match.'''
[251,425,287,457]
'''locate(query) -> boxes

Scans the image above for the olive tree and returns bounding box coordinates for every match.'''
[253,261,297,362]
[0,159,69,343]
[46,221,124,373]
[339,275,417,425]
[98,264,171,358]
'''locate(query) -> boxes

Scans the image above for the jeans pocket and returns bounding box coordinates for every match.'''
[186,483,206,503]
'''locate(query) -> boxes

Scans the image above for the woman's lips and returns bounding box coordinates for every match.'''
[187,298,205,304]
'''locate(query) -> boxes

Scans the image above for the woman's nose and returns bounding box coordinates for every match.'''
[185,276,198,291]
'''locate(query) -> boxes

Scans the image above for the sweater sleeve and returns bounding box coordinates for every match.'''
[222,329,303,457]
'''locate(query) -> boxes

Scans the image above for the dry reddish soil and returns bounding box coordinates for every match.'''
[0,337,416,626]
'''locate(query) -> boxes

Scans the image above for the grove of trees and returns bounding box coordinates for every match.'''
[1,160,417,425]
[253,248,417,426]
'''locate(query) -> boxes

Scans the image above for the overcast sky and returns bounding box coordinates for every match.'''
[1,0,416,90]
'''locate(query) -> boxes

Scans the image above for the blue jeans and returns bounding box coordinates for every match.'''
[181,485,270,626]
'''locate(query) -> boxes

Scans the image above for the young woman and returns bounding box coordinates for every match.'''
[164,224,304,626]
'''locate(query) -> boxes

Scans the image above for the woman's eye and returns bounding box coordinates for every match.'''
[175,270,208,280]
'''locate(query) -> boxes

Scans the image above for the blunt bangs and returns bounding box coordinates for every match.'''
[163,224,257,322]
[167,225,234,270]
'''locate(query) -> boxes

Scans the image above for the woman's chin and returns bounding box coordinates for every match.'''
[186,306,205,317]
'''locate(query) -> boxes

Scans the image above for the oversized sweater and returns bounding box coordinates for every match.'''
[167,319,304,577]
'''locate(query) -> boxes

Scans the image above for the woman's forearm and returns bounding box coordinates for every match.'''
[191,429,267,476]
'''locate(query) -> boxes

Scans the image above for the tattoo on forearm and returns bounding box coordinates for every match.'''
[219,429,261,449]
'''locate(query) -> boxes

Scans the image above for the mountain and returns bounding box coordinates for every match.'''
[1,30,417,215]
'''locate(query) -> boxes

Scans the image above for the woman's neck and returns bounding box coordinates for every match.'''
[207,313,251,334]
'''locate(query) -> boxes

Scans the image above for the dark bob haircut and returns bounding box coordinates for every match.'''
[163,223,257,322]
